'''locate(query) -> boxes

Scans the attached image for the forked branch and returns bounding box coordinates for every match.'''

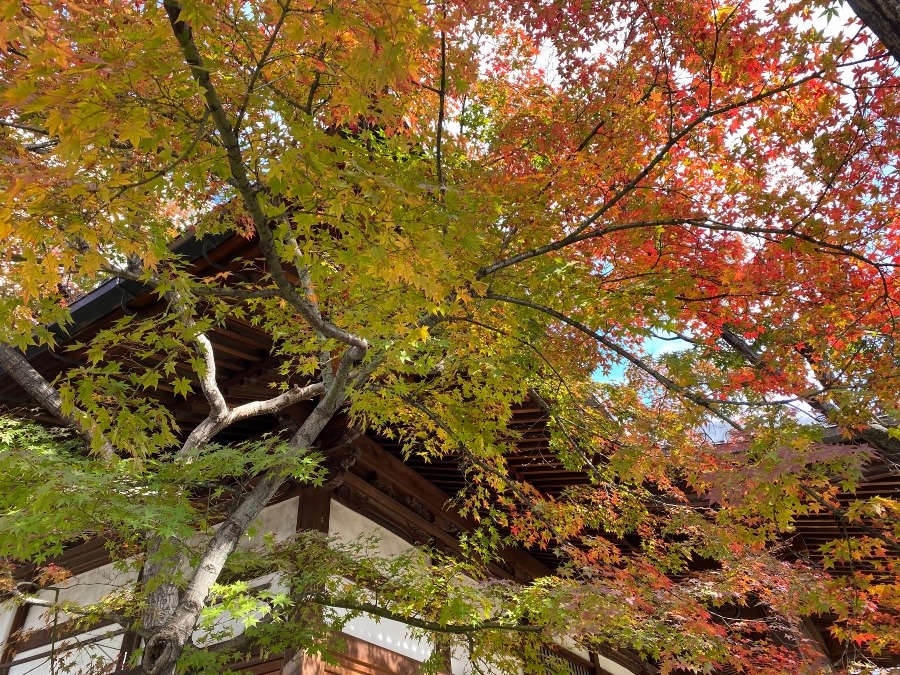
[163,0,368,356]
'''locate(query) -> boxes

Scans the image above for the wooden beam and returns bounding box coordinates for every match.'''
[349,434,551,581]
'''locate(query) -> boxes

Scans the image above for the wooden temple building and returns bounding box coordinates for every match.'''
[0,232,897,675]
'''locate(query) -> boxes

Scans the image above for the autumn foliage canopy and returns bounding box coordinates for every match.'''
[1,0,899,673]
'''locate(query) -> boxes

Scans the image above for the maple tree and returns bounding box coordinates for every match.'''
[1,0,900,673]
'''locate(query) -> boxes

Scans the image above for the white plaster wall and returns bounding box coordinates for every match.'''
[23,562,138,631]
[3,500,295,631]
[337,608,434,663]
[560,636,591,662]
[328,500,435,663]
[450,645,470,675]
[0,562,133,675]
[594,653,640,675]
[196,500,434,662]
[448,647,514,675]
[245,496,298,546]
[328,499,413,558]
[186,498,297,646]
[0,601,16,648]
[177,497,300,580]
[193,500,436,660]
[7,628,122,675]
[0,499,639,675]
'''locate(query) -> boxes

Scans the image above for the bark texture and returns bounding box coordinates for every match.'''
[848,0,900,62]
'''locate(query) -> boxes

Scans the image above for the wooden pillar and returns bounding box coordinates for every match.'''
[0,600,31,666]
[296,487,331,533]
[281,651,324,675]
[282,487,332,674]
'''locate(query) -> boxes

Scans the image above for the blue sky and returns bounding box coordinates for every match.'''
[593,334,688,383]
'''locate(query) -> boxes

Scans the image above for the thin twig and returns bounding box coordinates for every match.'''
[476,67,844,280]
[435,28,447,199]
[314,596,544,634]
[234,0,292,135]
[483,292,743,430]
[111,111,210,200]
[0,119,51,135]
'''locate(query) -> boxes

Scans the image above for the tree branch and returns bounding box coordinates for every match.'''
[179,379,328,454]
[193,333,229,420]
[104,6,370,644]
[0,344,116,459]
[720,327,900,466]
[315,597,544,635]
[476,70,828,280]
[483,293,743,430]
[141,336,359,674]
[435,28,447,197]
[189,286,281,300]
[845,0,900,63]
[485,293,899,547]
[163,0,368,354]
[0,119,51,135]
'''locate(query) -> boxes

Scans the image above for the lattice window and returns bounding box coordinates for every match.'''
[539,645,594,675]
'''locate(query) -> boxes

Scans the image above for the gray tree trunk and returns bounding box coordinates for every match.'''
[847,0,900,62]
